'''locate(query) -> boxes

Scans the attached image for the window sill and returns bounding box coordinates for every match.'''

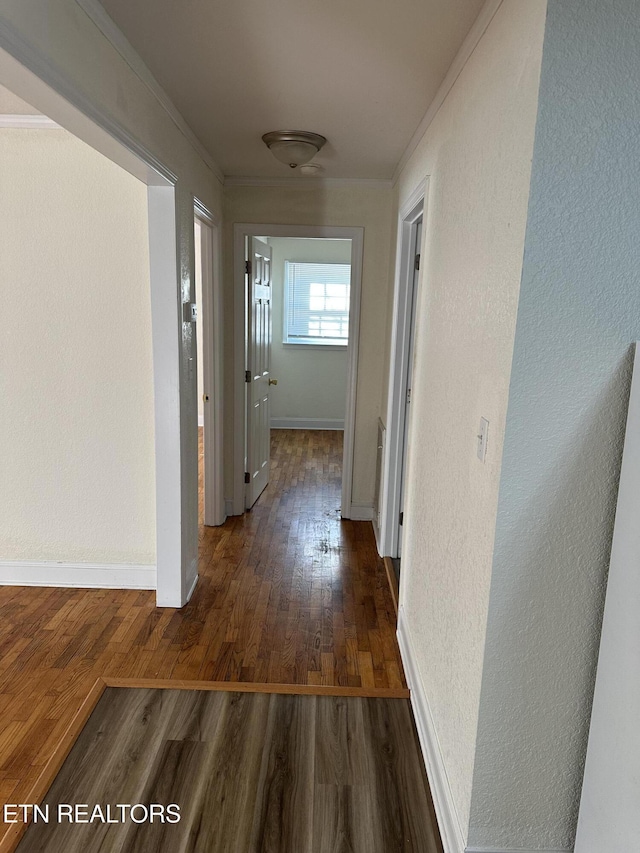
[282,342,348,351]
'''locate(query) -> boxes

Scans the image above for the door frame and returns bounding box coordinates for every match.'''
[194,202,225,527]
[379,180,428,557]
[232,223,364,518]
[0,41,188,607]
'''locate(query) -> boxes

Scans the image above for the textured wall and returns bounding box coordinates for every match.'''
[0,0,223,588]
[0,129,155,563]
[0,81,34,113]
[468,0,640,849]
[223,184,393,508]
[269,237,349,423]
[391,0,547,839]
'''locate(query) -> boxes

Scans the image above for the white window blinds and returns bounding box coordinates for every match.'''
[284,261,351,345]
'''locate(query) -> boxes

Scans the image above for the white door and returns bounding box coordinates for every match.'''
[246,237,273,508]
[397,216,422,559]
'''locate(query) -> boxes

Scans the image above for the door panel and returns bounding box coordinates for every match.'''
[246,238,272,508]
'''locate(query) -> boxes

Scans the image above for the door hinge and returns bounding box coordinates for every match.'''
[399,511,404,526]
[415,253,420,271]
[245,370,251,383]
[245,260,252,275]
[244,472,250,484]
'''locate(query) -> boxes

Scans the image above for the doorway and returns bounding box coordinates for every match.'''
[194,206,224,528]
[396,215,422,574]
[0,47,187,607]
[379,182,427,576]
[233,224,364,519]
[245,235,353,509]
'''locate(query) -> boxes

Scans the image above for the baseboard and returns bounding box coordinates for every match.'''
[224,499,235,517]
[465,848,571,853]
[397,606,467,853]
[0,560,156,590]
[198,414,204,427]
[347,503,374,521]
[271,417,344,430]
[185,570,199,603]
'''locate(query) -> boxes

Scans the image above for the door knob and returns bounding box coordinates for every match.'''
[269,378,278,386]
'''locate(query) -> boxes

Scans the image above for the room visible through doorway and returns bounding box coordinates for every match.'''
[244,235,354,519]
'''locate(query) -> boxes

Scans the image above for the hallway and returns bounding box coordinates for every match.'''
[197,428,403,687]
[0,429,404,824]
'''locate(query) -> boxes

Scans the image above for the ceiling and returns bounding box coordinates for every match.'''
[98,0,486,180]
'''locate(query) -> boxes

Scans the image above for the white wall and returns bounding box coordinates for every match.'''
[223,183,393,508]
[0,128,155,564]
[0,81,34,113]
[469,0,640,849]
[268,237,349,427]
[0,0,223,597]
[389,0,547,843]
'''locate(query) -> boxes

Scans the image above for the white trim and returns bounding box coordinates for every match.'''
[282,342,347,352]
[0,113,59,128]
[348,504,374,522]
[233,224,364,520]
[0,561,156,590]
[198,414,205,427]
[392,0,504,184]
[224,176,392,189]
[148,185,184,608]
[379,180,427,557]
[74,0,224,185]
[397,606,467,853]
[0,28,176,186]
[465,849,571,853]
[271,418,344,430]
[224,499,234,518]
[194,205,225,527]
[193,197,218,226]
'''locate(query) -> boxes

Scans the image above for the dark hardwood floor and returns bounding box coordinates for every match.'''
[0,429,403,824]
[17,687,442,853]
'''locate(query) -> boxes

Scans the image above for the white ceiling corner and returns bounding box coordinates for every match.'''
[76,0,225,184]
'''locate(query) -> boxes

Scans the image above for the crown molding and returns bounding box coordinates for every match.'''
[75,0,224,185]
[392,0,504,185]
[224,175,392,190]
[0,113,60,128]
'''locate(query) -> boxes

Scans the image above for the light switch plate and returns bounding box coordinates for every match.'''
[477,417,489,462]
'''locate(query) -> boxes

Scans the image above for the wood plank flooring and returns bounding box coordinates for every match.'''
[0,430,403,833]
[16,688,441,853]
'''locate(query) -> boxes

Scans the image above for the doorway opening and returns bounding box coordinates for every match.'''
[0,47,185,607]
[233,224,364,519]
[395,214,422,580]
[194,206,224,529]
[379,182,427,588]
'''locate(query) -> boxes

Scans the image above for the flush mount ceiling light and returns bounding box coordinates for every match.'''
[299,162,324,176]
[262,130,327,169]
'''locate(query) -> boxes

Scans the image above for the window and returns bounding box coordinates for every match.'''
[284,261,351,346]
